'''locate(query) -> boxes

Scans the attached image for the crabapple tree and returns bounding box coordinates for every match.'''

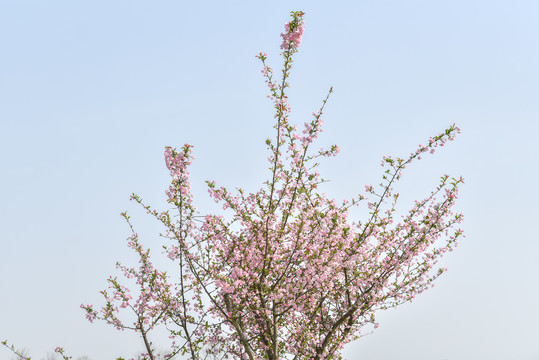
[4,10,464,360]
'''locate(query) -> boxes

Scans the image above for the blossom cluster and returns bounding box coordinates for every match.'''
[280,12,305,50]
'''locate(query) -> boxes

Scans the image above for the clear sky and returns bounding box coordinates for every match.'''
[1,1,538,359]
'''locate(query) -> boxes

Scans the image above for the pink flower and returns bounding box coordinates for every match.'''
[280,17,305,50]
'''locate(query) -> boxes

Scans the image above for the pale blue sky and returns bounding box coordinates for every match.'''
[1,1,538,359]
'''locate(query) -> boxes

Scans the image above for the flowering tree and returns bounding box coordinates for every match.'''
[4,10,463,360]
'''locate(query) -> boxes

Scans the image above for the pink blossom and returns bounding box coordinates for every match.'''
[280,14,305,50]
